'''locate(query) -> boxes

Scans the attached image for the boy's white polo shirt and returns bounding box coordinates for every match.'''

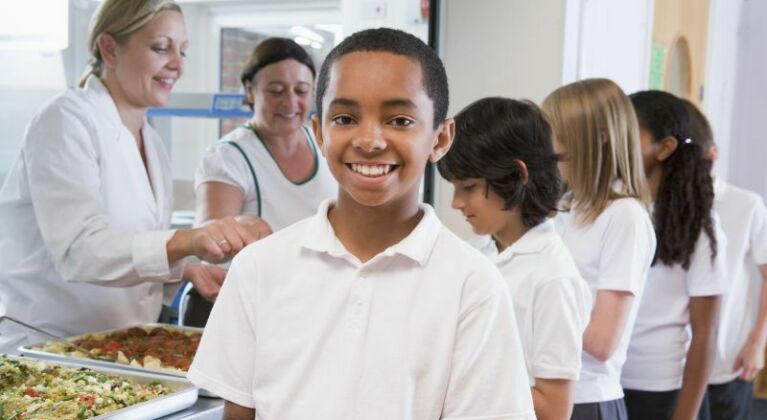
[554,197,656,404]
[622,211,728,391]
[188,199,536,420]
[710,178,767,384]
[472,219,592,386]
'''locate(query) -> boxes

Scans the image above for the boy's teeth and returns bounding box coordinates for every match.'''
[351,163,392,177]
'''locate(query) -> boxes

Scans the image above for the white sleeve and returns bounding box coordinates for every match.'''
[750,197,767,265]
[441,269,535,420]
[597,203,655,294]
[187,253,258,408]
[24,100,178,286]
[531,277,590,380]
[687,214,728,297]
[194,141,253,195]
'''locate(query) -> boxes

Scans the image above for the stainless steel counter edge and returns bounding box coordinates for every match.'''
[159,397,225,420]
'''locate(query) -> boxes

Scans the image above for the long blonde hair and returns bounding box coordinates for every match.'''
[79,0,182,87]
[542,78,650,224]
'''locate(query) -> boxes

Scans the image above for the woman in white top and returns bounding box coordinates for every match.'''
[0,0,259,353]
[195,37,336,232]
[438,97,591,420]
[542,79,656,420]
[188,38,337,325]
[621,91,726,420]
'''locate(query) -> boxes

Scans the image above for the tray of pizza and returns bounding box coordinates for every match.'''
[0,354,198,419]
[18,323,203,379]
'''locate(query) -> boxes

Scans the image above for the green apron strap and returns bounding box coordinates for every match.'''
[225,141,262,218]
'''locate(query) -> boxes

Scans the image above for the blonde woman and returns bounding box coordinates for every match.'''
[542,78,657,420]
[0,0,259,353]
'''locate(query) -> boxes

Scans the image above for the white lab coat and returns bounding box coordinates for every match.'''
[0,77,183,353]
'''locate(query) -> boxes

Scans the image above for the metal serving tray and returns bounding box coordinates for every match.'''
[18,323,203,379]
[18,323,219,398]
[2,355,199,419]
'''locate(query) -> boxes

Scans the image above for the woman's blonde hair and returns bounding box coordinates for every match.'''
[79,0,182,87]
[542,78,650,224]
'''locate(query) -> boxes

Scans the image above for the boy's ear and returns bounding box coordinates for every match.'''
[514,159,529,185]
[311,114,326,157]
[656,136,679,161]
[429,118,456,163]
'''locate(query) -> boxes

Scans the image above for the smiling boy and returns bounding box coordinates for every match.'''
[187,28,535,420]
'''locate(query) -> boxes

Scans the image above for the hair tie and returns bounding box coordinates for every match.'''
[682,138,693,145]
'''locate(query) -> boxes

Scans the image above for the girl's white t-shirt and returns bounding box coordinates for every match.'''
[621,211,728,391]
[555,197,656,404]
[195,125,338,231]
[472,220,591,386]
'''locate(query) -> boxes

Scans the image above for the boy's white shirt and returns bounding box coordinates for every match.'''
[471,219,591,386]
[188,199,536,420]
[621,210,728,391]
[554,197,656,404]
[709,177,767,384]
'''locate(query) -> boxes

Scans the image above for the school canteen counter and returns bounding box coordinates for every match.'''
[160,396,225,420]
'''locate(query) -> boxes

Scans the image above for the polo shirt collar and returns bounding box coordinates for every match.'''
[497,219,555,262]
[300,199,442,267]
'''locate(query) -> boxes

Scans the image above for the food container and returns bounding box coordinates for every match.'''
[18,323,219,398]
[0,355,198,419]
[19,323,202,379]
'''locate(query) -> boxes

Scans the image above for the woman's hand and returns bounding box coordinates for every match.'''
[167,217,258,263]
[184,264,227,302]
[235,214,273,240]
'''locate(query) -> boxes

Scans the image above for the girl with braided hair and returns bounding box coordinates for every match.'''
[621,90,728,420]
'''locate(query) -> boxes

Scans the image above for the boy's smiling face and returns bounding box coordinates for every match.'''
[313,51,453,210]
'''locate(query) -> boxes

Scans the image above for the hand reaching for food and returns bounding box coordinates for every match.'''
[185,264,227,302]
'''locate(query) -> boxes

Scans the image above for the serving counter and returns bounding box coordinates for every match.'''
[160,397,225,420]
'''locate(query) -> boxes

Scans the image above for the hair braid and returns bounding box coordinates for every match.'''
[630,90,717,269]
[653,142,716,268]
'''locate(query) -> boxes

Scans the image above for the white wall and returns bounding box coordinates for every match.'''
[567,0,654,93]
[436,0,568,239]
[704,0,743,178]
[727,0,767,198]
[341,0,428,40]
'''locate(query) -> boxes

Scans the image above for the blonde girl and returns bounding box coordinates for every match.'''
[542,78,656,420]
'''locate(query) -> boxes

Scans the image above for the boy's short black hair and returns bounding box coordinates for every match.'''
[437,97,561,228]
[315,27,449,128]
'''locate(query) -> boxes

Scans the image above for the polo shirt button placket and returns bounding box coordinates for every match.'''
[348,269,369,330]
[357,270,368,314]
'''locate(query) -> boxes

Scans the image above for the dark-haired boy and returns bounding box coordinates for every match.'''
[438,97,591,420]
[188,28,535,419]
